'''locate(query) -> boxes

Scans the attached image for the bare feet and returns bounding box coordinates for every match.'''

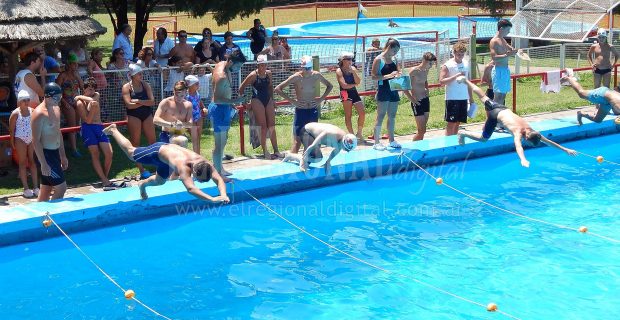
[577,111,583,126]
[457,133,465,145]
[103,123,117,135]
[272,152,284,159]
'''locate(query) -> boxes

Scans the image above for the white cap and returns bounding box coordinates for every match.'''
[184,75,199,87]
[17,90,30,101]
[128,64,142,77]
[598,28,608,37]
[301,55,313,69]
[339,51,354,61]
[257,54,268,63]
[342,134,358,152]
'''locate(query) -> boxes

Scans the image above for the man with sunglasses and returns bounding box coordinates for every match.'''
[154,27,175,66]
[31,83,68,201]
[404,52,437,141]
[153,80,193,145]
[587,28,619,89]
[170,30,196,64]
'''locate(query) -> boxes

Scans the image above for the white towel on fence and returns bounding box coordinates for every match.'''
[540,70,561,93]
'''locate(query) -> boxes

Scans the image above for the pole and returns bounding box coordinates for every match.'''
[353,0,361,63]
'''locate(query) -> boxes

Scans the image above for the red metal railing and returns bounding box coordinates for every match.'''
[0,120,128,142]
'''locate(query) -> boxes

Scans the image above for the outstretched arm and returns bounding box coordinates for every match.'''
[513,134,529,168]
[540,136,577,156]
[179,171,229,203]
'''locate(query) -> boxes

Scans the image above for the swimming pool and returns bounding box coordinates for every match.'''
[187,16,498,61]
[1,133,619,319]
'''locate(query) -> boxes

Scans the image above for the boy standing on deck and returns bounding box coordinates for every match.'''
[489,19,516,105]
[404,52,436,141]
[587,28,619,89]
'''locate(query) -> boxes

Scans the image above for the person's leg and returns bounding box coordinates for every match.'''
[190,118,202,154]
[386,101,398,142]
[27,143,38,189]
[564,76,590,99]
[37,185,52,202]
[579,106,610,124]
[126,116,145,173]
[103,123,137,159]
[457,129,487,145]
[265,100,280,156]
[343,100,354,134]
[446,121,460,136]
[212,130,231,176]
[354,101,365,139]
[602,71,612,89]
[142,115,157,145]
[251,99,270,158]
[87,145,110,186]
[291,110,302,153]
[593,71,602,88]
[413,113,429,141]
[15,139,29,191]
[493,92,506,106]
[374,100,389,145]
[51,182,67,200]
[100,142,113,180]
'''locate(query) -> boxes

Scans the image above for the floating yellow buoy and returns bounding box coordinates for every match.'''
[487,302,498,312]
[597,156,604,163]
[124,289,135,299]
[614,117,620,125]
[435,178,443,185]
[42,219,52,228]
[579,226,588,233]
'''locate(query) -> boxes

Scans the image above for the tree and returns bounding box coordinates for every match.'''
[464,0,514,16]
[100,0,266,58]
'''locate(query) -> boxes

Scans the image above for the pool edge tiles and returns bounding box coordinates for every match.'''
[1,115,619,246]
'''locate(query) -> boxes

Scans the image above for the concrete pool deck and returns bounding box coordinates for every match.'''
[1,107,619,246]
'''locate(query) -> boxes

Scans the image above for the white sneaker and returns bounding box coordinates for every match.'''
[23,189,34,198]
[373,143,387,151]
[389,141,402,149]
[33,188,40,197]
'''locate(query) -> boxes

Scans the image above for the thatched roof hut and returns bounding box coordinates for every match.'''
[0,0,107,78]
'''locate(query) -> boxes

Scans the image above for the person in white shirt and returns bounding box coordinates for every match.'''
[154,27,175,66]
[15,52,46,108]
[112,24,133,61]
[439,41,473,136]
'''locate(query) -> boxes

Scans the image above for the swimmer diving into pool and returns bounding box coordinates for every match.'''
[456,77,577,167]
[561,73,620,124]
[282,122,357,174]
[103,124,230,203]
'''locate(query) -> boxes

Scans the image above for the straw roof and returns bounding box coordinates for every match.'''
[0,0,106,42]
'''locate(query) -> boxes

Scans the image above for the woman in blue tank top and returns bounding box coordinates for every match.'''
[370,38,402,151]
[336,51,365,141]
[238,55,281,159]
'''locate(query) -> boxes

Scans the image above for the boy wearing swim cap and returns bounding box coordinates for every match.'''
[31,83,69,201]
[282,122,357,174]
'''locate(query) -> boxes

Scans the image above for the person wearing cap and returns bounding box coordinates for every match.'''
[489,19,516,105]
[102,123,230,203]
[112,24,133,61]
[219,31,242,61]
[170,30,196,64]
[247,18,267,60]
[154,80,193,147]
[154,27,175,66]
[282,122,357,174]
[185,75,208,154]
[336,51,365,141]
[9,90,39,198]
[31,83,69,201]
[14,51,46,108]
[404,51,437,141]
[275,55,333,155]
[121,63,156,179]
[587,28,619,89]
[561,72,620,124]
[74,78,121,191]
[55,53,84,158]
[238,54,282,159]
[457,77,576,168]
[210,50,247,178]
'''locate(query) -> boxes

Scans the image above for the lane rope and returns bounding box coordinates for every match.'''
[43,213,173,320]
[577,151,620,167]
[239,187,520,319]
[399,152,620,244]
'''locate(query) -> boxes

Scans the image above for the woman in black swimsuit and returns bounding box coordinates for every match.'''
[336,51,365,140]
[238,55,281,159]
[121,64,156,178]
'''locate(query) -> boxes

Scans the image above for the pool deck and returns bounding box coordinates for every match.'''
[1,106,619,246]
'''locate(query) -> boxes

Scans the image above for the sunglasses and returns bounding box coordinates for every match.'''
[179,35,187,38]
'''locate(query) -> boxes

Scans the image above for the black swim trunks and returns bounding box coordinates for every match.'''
[445,100,468,123]
[40,148,66,186]
[594,68,612,75]
[482,100,507,139]
[411,97,430,116]
[486,88,494,100]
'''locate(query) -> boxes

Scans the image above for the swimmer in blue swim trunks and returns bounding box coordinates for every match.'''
[456,77,576,168]
[490,19,517,105]
[562,74,620,125]
[211,50,247,177]
[103,124,230,203]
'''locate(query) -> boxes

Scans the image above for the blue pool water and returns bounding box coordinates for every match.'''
[1,134,620,319]
[187,16,498,62]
